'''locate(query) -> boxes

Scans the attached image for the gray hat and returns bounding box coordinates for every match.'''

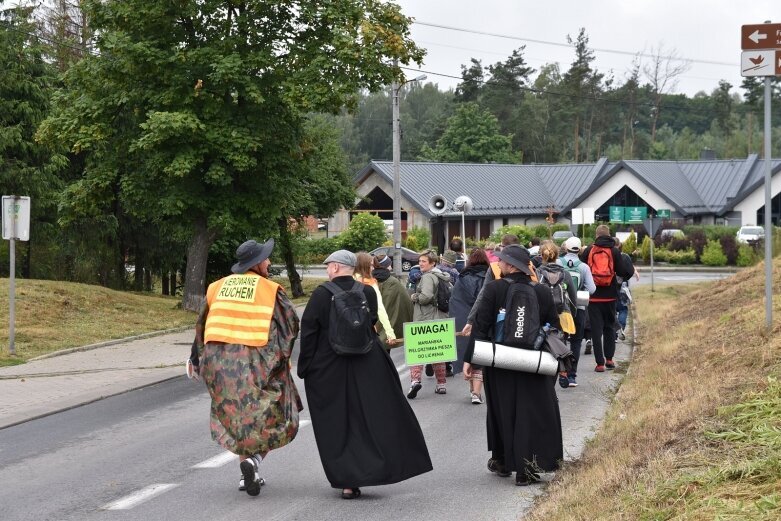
[495,244,533,276]
[323,249,356,267]
[231,239,274,274]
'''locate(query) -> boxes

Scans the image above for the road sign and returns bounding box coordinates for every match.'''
[609,206,625,223]
[656,209,671,218]
[2,196,31,241]
[571,207,595,225]
[741,50,781,77]
[741,23,781,50]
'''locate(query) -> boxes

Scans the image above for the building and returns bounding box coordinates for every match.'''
[328,155,781,243]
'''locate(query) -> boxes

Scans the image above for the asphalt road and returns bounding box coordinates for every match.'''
[0,338,623,521]
[633,269,734,286]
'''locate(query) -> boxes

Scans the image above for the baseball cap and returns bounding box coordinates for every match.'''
[563,237,582,253]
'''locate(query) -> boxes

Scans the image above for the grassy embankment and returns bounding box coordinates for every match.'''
[526,260,781,520]
[0,276,320,366]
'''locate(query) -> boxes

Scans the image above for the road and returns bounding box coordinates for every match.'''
[0,341,624,521]
[633,269,734,286]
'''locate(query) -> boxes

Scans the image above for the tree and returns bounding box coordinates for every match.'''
[423,102,519,163]
[642,44,691,142]
[31,0,91,72]
[0,5,64,278]
[39,0,423,310]
[454,58,483,103]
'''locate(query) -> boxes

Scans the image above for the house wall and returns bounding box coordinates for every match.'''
[732,172,781,226]
[573,168,670,215]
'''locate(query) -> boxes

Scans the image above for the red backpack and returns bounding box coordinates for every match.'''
[587,245,615,287]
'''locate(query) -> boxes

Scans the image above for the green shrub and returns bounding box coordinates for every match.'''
[490,225,534,246]
[338,213,387,252]
[405,226,430,252]
[700,239,728,266]
[622,231,637,256]
[666,249,697,264]
[641,235,652,263]
[736,244,758,267]
[653,248,669,262]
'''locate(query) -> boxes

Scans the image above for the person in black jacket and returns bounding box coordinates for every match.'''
[462,245,563,486]
[579,225,635,372]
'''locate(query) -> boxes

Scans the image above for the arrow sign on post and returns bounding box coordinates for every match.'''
[742,23,781,50]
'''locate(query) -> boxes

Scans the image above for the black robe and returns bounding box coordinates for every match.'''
[464,271,563,474]
[298,276,432,488]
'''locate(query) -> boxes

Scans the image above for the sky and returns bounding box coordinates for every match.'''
[394,0,780,97]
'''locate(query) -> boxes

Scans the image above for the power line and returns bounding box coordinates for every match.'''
[413,21,739,68]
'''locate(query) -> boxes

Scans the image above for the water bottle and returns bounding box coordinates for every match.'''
[533,323,551,351]
[495,308,506,342]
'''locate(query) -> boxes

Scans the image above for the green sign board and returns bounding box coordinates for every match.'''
[609,206,625,223]
[626,206,648,223]
[656,209,671,218]
[403,318,457,366]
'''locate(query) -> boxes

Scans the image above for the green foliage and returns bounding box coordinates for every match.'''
[490,225,534,247]
[292,236,342,265]
[622,231,637,255]
[641,235,652,263]
[423,102,520,163]
[404,226,430,252]
[701,240,728,266]
[338,213,387,252]
[736,244,758,267]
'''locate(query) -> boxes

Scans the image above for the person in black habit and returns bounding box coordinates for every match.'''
[298,249,432,499]
[462,244,564,485]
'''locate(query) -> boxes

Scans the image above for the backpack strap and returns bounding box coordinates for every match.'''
[323,280,364,297]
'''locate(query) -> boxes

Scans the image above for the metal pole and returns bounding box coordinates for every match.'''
[392,70,402,277]
[460,210,465,246]
[650,216,655,293]
[9,197,16,355]
[763,76,772,330]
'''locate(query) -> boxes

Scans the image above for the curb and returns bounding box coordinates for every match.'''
[0,373,185,431]
[27,325,195,362]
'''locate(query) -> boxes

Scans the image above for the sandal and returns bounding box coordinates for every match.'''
[341,487,362,499]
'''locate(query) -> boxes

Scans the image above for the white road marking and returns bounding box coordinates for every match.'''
[300,419,311,428]
[102,484,179,510]
[192,451,236,469]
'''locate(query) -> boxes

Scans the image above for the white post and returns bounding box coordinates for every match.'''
[460,211,465,246]
[763,76,773,329]
[392,74,402,277]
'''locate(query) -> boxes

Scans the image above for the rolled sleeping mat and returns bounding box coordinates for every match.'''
[576,290,590,307]
[472,340,558,376]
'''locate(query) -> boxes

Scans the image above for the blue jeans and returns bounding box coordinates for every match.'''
[616,301,628,332]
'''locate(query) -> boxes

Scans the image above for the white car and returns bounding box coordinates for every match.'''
[736,226,764,244]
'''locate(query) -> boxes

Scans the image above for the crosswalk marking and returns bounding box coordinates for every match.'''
[102,484,179,510]
[191,451,236,468]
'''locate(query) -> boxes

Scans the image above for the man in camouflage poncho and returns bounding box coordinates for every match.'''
[190,239,302,497]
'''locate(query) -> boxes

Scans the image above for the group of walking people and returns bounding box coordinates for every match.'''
[187,224,635,498]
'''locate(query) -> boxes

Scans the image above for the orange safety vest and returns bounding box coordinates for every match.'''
[204,273,280,347]
[490,260,538,282]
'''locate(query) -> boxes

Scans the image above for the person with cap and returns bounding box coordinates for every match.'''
[188,239,302,497]
[371,254,413,351]
[462,244,563,486]
[298,250,432,500]
[556,236,596,388]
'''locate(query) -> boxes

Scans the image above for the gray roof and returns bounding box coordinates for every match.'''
[356,156,781,218]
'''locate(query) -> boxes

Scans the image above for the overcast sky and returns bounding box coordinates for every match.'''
[395,0,779,97]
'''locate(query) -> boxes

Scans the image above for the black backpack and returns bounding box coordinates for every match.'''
[537,264,573,315]
[323,281,374,356]
[499,279,541,349]
[435,277,453,313]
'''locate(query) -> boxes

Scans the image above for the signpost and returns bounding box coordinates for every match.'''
[626,206,648,223]
[2,196,31,355]
[656,209,671,219]
[609,206,625,223]
[741,21,778,330]
[403,318,457,366]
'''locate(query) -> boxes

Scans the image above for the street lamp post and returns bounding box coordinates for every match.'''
[392,71,426,277]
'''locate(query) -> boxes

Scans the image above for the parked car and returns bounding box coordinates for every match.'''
[659,228,685,240]
[551,230,574,243]
[369,246,420,272]
[736,225,764,244]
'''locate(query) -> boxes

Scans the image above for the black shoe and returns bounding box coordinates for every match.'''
[407,381,422,399]
[515,470,541,486]
[445,362,454,377]
[424,364,434,377]
[341,488,361,500]
[487,458,511,477]
[240,459,261,496]
[558,373,570,389]
[584,341,593,355]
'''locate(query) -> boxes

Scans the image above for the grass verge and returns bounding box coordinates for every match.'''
[525,259,781,520]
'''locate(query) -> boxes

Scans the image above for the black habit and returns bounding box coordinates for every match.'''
[298,276,432,488]
[464,271,564,475]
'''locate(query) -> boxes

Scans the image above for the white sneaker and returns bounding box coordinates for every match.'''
[471,392,483,404]
[618,329,626,341]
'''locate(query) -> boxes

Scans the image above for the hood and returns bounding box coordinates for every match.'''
[594,235,617,248]
[372,268,391,282]
[427,267,451,283]
[462,264,488,277]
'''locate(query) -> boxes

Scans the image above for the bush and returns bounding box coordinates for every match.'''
[701,240,727,266]
[297,236,342,264]
[718,235,738,265]
[338,213,387,252]
[687,229,707,261]
[641,235,652,263]
[622,231,637,256]
[653,248,669,262]
[668,236,691,252]
[405,226,430,252]
[490,225,534,246]
[736,244,758,267]
[667,249,697,264]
